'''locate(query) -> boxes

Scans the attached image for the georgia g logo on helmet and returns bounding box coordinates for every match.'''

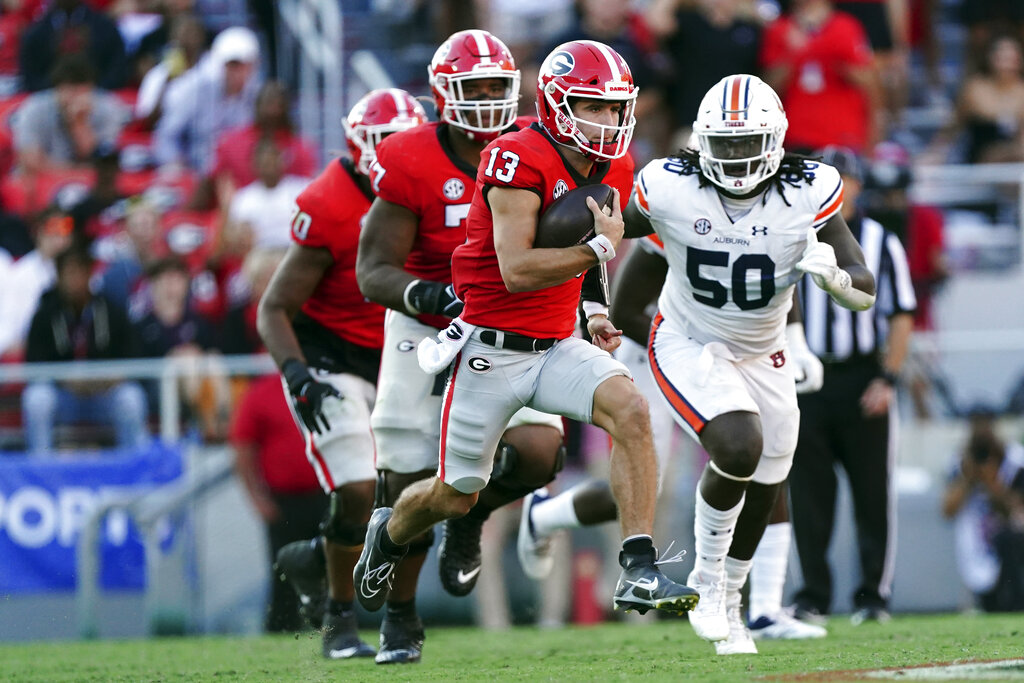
[549,51,574,75]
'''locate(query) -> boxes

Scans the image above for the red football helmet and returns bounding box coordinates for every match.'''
[344,88,428,174]
[428,29,521,141]
[536,40,638,161]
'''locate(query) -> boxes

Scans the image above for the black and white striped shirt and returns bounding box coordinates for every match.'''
[798,216,917,362]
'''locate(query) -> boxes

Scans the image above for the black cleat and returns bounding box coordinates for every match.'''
[321,609,375,659]
[612,549,700,616]
[437,515,484,597]
[375,612,424,664]
[353,508,407,612]
[274,537,327,629]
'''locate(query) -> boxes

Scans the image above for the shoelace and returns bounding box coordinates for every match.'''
[654,541,686,566]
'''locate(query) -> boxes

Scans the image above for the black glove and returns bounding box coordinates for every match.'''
[282,359,340,435]
[405,280,464,318]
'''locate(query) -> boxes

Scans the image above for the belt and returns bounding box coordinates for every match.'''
[478,329,558,352]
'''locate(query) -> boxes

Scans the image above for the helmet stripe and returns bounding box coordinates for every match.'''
[742,76,751,119]
[470,30,493,64]
[576,40,622,84]
[728,76,741,120]
[389,88,407,116]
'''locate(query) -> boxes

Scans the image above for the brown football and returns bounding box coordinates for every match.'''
[534,184,615,249]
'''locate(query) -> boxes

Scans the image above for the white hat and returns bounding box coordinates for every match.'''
[211,26,260,65]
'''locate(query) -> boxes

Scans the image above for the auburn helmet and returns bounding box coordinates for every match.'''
[536,40,638,161]
[428,29,520,141]
[693,74,788,195]
[344,88,428,174]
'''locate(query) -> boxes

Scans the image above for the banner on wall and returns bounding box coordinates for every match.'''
[0,442,184,593]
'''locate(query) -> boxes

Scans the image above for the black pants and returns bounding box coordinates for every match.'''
[264,491,329,632]
[790,361,893,614]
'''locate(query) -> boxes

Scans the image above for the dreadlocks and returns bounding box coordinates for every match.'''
[673,148,821,207]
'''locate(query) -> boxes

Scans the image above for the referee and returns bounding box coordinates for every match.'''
[790,146,917,625]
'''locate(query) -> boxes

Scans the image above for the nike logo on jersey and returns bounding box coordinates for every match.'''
[457,566,482,584]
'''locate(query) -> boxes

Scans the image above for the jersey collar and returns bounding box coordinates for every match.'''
[531,123,611,187]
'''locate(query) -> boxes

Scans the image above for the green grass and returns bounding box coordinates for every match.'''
[0,613,1020,682]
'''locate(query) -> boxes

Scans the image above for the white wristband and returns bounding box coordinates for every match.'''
[403,279,422,315]
[587,234,616,263]
[582,301,609,319]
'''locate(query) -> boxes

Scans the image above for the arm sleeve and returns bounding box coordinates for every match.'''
[580,266,608,306]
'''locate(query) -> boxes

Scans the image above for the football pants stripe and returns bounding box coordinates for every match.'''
[648,313,707,435]
[438,351,462,482]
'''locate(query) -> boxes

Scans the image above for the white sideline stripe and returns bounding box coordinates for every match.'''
[862,659,1024,680]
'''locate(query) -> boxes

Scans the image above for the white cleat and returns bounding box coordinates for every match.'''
[714,606,758,655]
[517,488,554,580]
[686,568,729,641]
[748,610,827,640]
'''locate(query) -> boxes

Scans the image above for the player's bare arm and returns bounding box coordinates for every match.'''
[817,212,876,295]
[355,198,419,310]
[492,186,616,292]
[609,244,667,345]
[257,243,334,367]
[798,212,876,311]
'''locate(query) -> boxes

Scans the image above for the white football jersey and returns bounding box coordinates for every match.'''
[632,156,844,358]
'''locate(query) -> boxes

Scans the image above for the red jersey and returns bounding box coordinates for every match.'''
[453,124,635,339]
[230,374,321,494]
[760,11,874,152]
[293,159,385,349]
[370,118,534,330]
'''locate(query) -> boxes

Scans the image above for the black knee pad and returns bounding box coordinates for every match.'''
[488,440,566,498]
[320,490,368,546]
[375,469,434,508]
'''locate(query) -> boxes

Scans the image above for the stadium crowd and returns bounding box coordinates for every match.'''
[1,0,1023,653]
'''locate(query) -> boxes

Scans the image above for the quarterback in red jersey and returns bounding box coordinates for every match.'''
[257,88,426,661]
[355,39,699,625]
[355,29,570,663]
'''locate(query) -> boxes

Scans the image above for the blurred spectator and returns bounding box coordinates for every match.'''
[21,245,148,454]
[645,0,763,149]
[132,0,204,84]
[0,0,39,96]
[207,81,318,210]
[0,206,73,358]
[19,0,128,92]
[0,203,33,257]
[220,247,283,355]
[132,256,228,439]
[68,144,126,240]
[154,25,261,173]
[960,0,1024,75]
[834,0,908,127]
[96,197,164,312]
[12,56,129,175]
[484,0,573,77]
[761,0,882,153]
[135,14,209,128]
[942,406,1024,612]
[225,137,309,250]
[230,372,329,631]
[926,34,1024,164]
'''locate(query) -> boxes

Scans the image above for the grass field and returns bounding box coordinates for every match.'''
[1,613,1021,682]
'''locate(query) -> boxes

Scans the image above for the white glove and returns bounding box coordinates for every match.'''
[786,322,824,394]
[795,228,875,311]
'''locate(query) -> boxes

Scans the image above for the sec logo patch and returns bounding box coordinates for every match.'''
[553,180,568,200]
[694,218,712,235]
[467,357,492,373]
[443,178,465,200]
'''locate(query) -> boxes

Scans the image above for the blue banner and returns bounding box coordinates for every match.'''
[0,442,184,593]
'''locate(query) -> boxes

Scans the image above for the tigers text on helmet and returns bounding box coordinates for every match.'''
[536,40,638,161]
[428,29,521,142]
[344,88,428,175]
[693,74,788,195]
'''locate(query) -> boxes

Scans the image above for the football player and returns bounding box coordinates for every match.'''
[354,39,700,622]
[257,88,426,660]
[354,30,568,664]
[619,74,876,654]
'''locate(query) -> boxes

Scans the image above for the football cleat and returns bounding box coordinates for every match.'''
[850,606,891,625]
[321,609,375,659]
[686,568,730,641]
[517,488,554,580]
[748,609,827,640]
[375,612,425,664]
[714,606,758,655]
[612,549,699,615]
[274,537,327,629]
[353,508,407,612]
[437,514,484,597]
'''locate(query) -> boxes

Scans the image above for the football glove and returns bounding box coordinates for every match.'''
[795,228,875,311]
[282,359,340,435]
[785,322,824,394]
[403,279,464,318]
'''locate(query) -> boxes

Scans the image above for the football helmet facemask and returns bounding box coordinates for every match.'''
[693,74,788,195]
[344,88,428,174]
[428,29,520,142]
[537,40,638,161]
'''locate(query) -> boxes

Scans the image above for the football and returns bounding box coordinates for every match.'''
[533,184,615,249]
